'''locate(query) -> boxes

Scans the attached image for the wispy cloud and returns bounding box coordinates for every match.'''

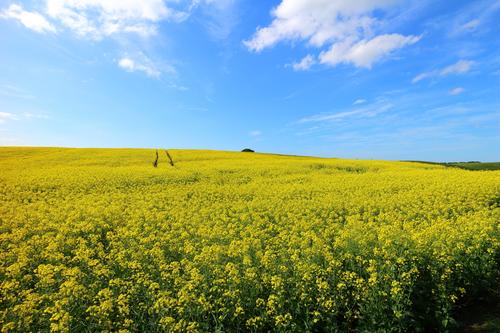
[118,54,175,78]
[0,112,19,123]
[460,19,480,32]
[447,0,500,37]
[299,102,393,123]
[195,0,239,40]
[412,59,475,83]
[353,99,366,105]
[1,4,56,34]
[411,72,432,83]
[249,130,262,137]
[290,55,315,71]
[449,87,465,95]
[288,82,500,159]
[0,85,35,100]
[23,112,50,120]
[319,34,421,69]
[441,60,474,75]
[118,57,158,77]
[0,111,50,124]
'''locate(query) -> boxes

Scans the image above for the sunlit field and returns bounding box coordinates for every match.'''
[1,147,498,332]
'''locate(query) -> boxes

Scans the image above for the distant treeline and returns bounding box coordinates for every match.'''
[405,161,500,171]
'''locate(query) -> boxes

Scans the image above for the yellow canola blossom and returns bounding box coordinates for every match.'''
[0,147,498,332]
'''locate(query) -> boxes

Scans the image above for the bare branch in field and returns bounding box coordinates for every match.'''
[153,149,159,168]
[165,150,174,166]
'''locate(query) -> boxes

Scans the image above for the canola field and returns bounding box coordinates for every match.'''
[0,147,499,332]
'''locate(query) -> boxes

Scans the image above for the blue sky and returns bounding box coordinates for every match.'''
[0,0,499,161]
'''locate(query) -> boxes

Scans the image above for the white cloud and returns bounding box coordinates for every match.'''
[40,0,237,39]
[319,34,420,69]
[118,56,163,78]
[412,60,475,83]
[244,0,419,69]
[244,0,395,51]
[353,99,366,105]
[2,1,241,39]
[1,4,56,34]
[291,55,315,71]
[45,0,189,39]
[0,112,19,123]
[449,87,465,95]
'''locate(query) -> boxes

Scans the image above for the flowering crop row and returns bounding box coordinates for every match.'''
[0,148,498,332]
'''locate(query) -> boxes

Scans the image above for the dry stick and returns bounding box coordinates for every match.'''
[165,150,175,166]
[153,149,159,168]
